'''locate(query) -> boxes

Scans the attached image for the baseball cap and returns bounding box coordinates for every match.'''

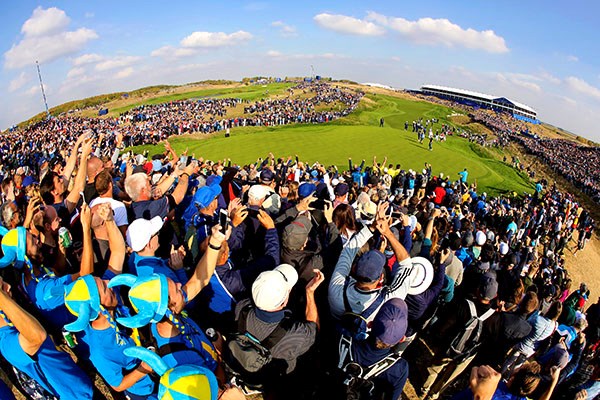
[479,274,498,300]
[152,160,163,172]
[22,176,38,188]
[282,216,311,250]
[408,257,434,295]
[248,184,271,201]
[252,264,298,311]
[334,183,349,196]
[193,183,222,209]
[126,216,164,252]
[298,183,316,199]
[475,231,487,246]
[354,250,386,282]
[371,298,408,346]
[260,169,275,184]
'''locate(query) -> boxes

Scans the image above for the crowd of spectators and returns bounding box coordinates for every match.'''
[0,127,597,400]
[0,84,596,400]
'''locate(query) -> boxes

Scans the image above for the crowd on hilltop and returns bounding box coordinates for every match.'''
[416,92,600,204]
[465,109,600,204]
[0,83,362,174]
[0,112,597,400]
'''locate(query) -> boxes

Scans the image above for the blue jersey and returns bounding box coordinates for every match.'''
[151,314,218,372]
[0,326,93,399]
[79,269,156,398]
[81,322,155,397]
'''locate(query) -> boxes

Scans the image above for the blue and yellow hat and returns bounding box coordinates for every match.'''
[0,227,26,269]
[108,273,169,328]
[64,275,102,332]
[124,346,218,400]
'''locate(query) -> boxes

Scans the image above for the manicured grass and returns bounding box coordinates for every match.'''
[131,89,534,196]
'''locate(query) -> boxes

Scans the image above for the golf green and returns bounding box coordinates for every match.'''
[131,90,534,196]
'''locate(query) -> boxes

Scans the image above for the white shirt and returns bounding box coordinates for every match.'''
[89,197,128,227]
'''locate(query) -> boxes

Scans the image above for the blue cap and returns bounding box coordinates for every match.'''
[193,183,222,209]
[260,169,275,184]
[298,183,316,198]
[310,170,319,179]
[354,250,386,282]
[22,176,38,188]
[334,182,349,196]
[371,298,408,346]
[152,160,163,172]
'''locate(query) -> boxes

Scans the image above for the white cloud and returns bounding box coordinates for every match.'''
[512,79,541,93]
[66,67,85,78]
[151,46,197,59]
[498,73,542,92]
[567,55,579,62]
[266,50,346,60]
[313,13,385,36]
[539,71,561,85]
[84,12,94,18]
[21,7,70,37]
[95,56,141,71]
[565,76,600,99]
[365,12,508,53]
[115,67,134,79]
[25,83,48,97]
[180,31,253,48]
[4,7,98,69]
[9,72,30,92]
[73,53,103,66]
[271,21,297,37]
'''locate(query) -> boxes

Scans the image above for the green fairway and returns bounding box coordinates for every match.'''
[131,90,534,196]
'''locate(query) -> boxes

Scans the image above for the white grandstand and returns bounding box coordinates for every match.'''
[420,84,538,122]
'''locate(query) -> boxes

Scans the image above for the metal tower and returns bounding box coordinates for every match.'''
[36,61,50,120]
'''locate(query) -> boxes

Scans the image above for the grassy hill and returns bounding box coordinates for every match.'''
[129,90,534,196]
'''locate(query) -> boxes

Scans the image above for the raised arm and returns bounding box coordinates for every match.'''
[184,225,230,301]
[305,270,325,330]
[72,204,93,280]
[65,138,93,213]
[102,204,126,275]
[168,163,199,205]
[378,215,409,262]
[0,279,47,356]
[62,132,87,186]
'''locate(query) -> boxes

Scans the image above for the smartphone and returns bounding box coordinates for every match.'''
[247,206,260,218]
[219,209,228,233]
[310,199,326,210]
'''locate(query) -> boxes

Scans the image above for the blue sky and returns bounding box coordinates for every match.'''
[2,1,600,141]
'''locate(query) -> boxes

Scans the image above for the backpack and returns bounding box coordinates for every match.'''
[336,335,403,400]
[445,299,494,361]
[223,303,291,377]
[339,278,387,341]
